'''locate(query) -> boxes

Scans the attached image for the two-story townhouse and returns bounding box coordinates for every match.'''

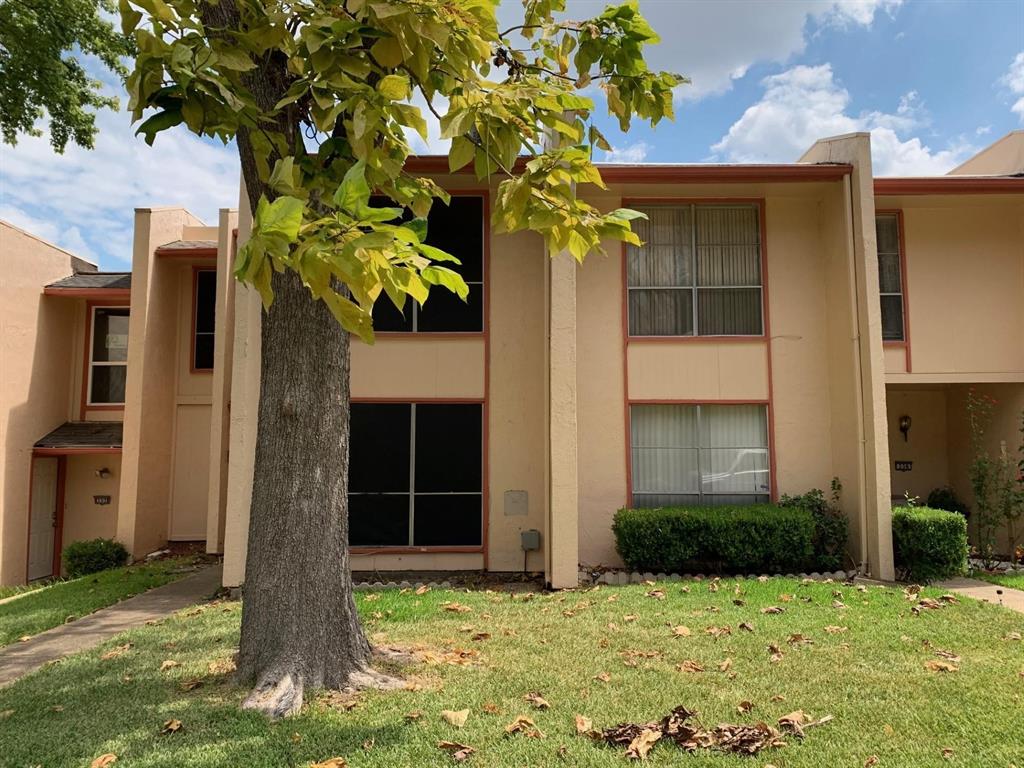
[2,129,1021,588]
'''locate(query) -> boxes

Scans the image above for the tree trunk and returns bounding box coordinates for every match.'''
[234,267,378,718]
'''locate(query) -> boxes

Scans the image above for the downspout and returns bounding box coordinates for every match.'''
[843,174,871,573]
[543,234,553,586]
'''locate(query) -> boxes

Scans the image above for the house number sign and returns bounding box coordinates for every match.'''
[894,461,913,472]
[94,495,112,505]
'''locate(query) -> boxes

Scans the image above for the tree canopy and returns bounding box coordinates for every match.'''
[0,0,132,152]
[122,0,684,335]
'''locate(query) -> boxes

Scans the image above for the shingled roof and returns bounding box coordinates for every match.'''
[45,272,131,290]
[35,422,123,450]
[155,239,217,255]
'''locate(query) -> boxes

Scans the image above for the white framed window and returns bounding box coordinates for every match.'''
[87,307,130,405]
[630,403,770,507]
[627,204,763,336]
[348,402,483,547]
[875,214,905,341]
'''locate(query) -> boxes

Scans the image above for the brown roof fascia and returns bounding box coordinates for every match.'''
[875,177,1024,195]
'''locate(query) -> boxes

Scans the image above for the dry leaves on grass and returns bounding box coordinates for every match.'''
[1005,631,1022,641]
[737,700,754,714]
[505,715,544,738]
[208,657,236,675]
[676,660,704,673]
[442,602,472,614]
[310,758,348,768]
[761,606,785,615]
[90,755,117,768]
[787,633,814,647]
[100,643,131,660]
[594,672,611,683]
[718,658,733,672]
[179,678,203,691]
[161,719,183,735]
[705,625,732,638]
[767,644,785,663]
[777,710,834,737]
[442,709,470,728]
[159,659,179,671]
[525,692,550,709]
[438,741,475,761]
[646,589,666,600]
[934,649,961,663]
[824,625,848,634]
[924,659,959,673]
[671,625,692,638]
[739,621,755,633]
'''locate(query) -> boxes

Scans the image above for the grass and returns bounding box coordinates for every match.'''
[974,570,1024,590]
[0,557,203,647]
[0,582,46,601]
[0,578,1021,767]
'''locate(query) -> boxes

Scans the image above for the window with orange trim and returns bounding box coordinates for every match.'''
[875,214,905,341]
[193,269,216,370]
[87,307,130,405]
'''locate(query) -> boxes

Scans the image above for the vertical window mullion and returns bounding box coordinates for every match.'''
[408,404,416,546]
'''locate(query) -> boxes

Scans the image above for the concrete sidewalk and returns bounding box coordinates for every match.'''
[0,564,222,688]
[937,576,1024,614]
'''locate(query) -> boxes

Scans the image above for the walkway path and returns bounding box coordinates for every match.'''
[0,564,222,688]
[937,576,1024,614]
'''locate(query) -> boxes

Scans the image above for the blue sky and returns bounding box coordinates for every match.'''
[1,0,1022,270]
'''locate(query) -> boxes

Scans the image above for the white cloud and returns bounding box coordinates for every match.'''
[602,142,649,163]
[711,64,972,175]
[1000,52,1024,121]
[0,105,238,268]
[503,0,903,101]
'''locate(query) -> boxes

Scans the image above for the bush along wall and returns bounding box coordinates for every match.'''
[612,504,843,575]
[62,538,130,578]
[892,506,968,583]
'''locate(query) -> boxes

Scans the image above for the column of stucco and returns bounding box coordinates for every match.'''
[205,209,239,553]
[117,207,204,558]
[222,189,257,587]
[546,252,580,588]
[800,134,894,579]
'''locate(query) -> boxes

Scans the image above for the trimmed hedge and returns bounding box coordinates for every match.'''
[779,488,849,572]
[63,538,130,578]
[612,505,817,574]
[892,506,968,583]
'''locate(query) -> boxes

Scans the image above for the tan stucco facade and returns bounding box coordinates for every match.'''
[4,130,1023,588]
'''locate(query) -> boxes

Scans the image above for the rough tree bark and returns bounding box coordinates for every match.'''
[198,0,398,719]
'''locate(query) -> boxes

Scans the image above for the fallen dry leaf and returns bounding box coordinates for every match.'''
[824,625,848,634]
[672,625,692,638]
[676,660,704,673]
[737,700,754,714]
[404,710,423,721]
[739,621,755,633]
[505,714,544,738]
[787,633,814,646]
[942,747,955,759]
[1005,631,1022,641]
[160,659,179,671]
[179,678,203,692]
[646,589,666,600]
[934,649,961,663]
[705,625,732,638]
[482,702,500,714]
[575,714,594,735]
[924,659,959,673]
[770,694,786,702]
[626,728,661,760]
[761,606,785,615]
[101,643,132,660]
[438,741,475,761]
[208,657,236,675]
[594,672,611,683]
[442,602,472,614]
[161,719,183,735]
[442,709,470,728]
[415,585,430,595]
[362,739,375,751]
[864,756,880,767]
[310,758,348,768]
[718,658,733,672]
[525,692,550,710]
[470,632,490,642]
[90,755,117,768]
[623,614,639,622]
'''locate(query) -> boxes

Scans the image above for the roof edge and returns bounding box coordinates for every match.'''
[874,176,1024,195]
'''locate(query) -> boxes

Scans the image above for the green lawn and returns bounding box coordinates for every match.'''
[0,582,45,601]
[974,570,1024,590]
[0,578,1021,767]
[0,557,203,647]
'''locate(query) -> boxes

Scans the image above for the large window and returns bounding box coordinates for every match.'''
[193,269,216,370]
[372,195,485,333]
[88,307,130,405]
[348,402,483,547]
[627,204,763,336]
[630,403,770,507]
[875,214,905,341]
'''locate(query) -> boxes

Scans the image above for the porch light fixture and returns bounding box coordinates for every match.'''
[95,467,112,479]
[898,415,912,442]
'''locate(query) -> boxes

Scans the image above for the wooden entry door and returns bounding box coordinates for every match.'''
[28,457,59,580]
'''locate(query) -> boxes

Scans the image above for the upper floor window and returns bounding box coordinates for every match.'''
[88,307,130,405]
[875,214,905,341]
[630,403,770,507]
[193,269,216,370]
[372,195,485,333]
[627,204,763,337]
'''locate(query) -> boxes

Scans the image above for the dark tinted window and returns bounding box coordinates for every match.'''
[348,402,482,547]
[193,270,216,369]
[89,308,129,404]
[368,195,484,332]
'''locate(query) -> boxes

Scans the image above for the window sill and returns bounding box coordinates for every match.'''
[350,546,484,555]
[627,335,767,343]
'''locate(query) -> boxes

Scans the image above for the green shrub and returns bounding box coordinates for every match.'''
[779,484,850,572]
[612,505,815,574]
[925,486,970,518]
[63,538,130,578]
[892,507,968,583]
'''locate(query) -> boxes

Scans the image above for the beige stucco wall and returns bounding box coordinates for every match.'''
[117,208,205,558]
[877,195,1024,381]
[351,338,485,398]
[0,223,89,584]
[61,454,121,551]
[885,387,950,503]
[948,130,1023,176]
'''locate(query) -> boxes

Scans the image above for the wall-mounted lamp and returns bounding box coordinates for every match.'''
[95,467,113,479]
[898,415,912,442]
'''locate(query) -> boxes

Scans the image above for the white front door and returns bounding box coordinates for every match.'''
[28,457,59,580]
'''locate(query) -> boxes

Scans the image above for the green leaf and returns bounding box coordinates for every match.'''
[421,266,469,300]
[377,74,409,100]
[370,37,403,68]
[135,108,183,145]
[448,136,475,172]
[333,161,370,212]
[257,195,304,240]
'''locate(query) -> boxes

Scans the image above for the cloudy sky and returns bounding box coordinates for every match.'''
[1,0,1023,270]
